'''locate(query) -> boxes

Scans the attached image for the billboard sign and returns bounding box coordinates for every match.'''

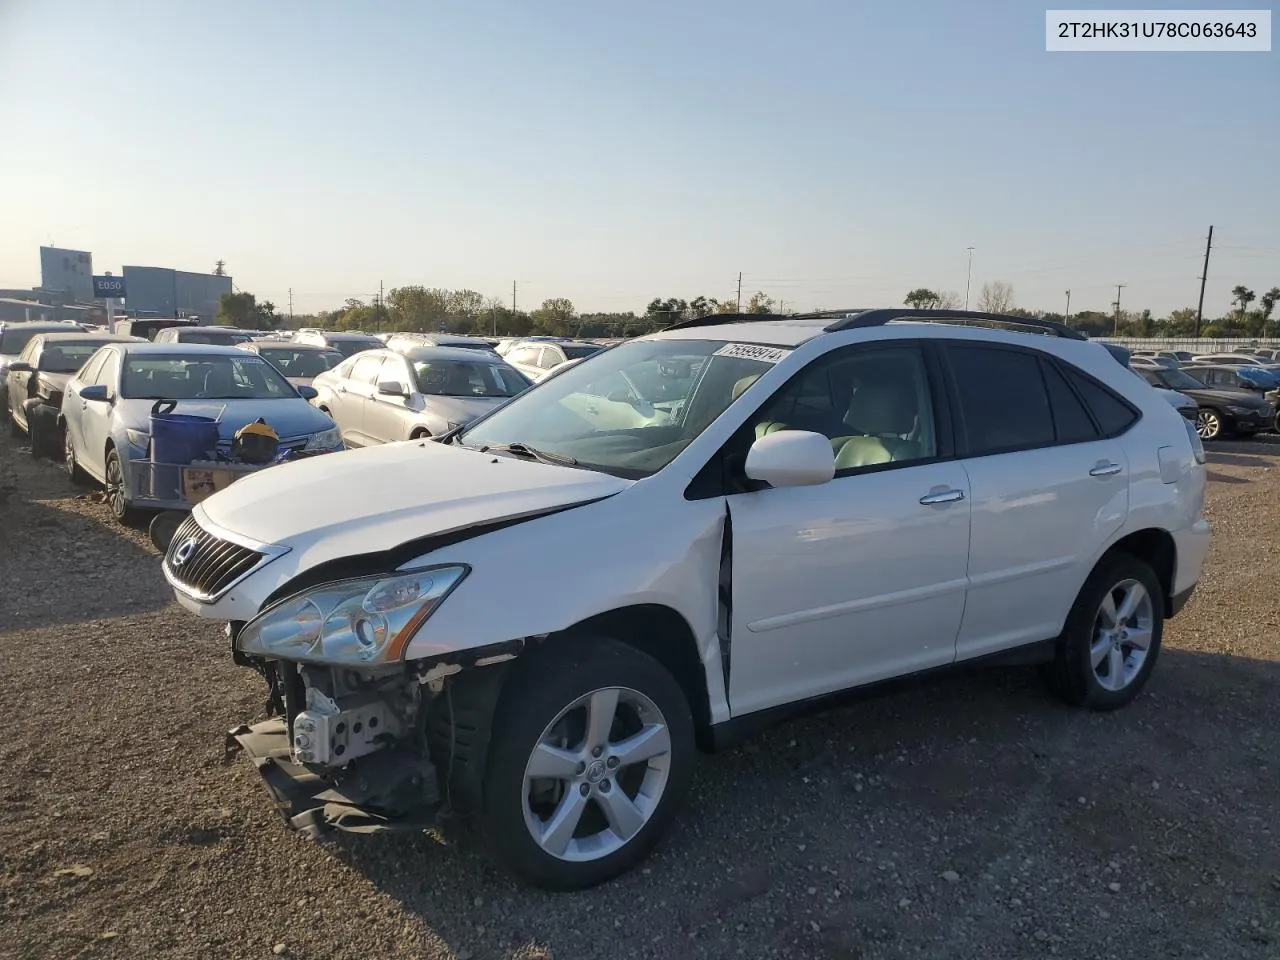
[93,275,126,299]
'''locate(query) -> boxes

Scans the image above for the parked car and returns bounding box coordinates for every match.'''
[1128,367,1197,423]
[1254,348,1279,361]
[1135,365,1273,439]
[1185,363,1280,397]
[0,321,78,423]
[5,331,141,456]
[1128,355,1177,371]
[62,343,342,524]
[384,333,500,355]
[239,341,345,388]
[504,339,605,382]
[153,325,254,346]
[293,330,383,358]
[113,318,200,341]
[1191,352,1270,366]
[164,308,1209,890]
[311,346,530,446]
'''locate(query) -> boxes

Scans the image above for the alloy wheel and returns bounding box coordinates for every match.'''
[105,454,127,518]
[522,686,672,862]
[64,431,77,478]
[1196,410,1221,440]
[1091,579,1154,692]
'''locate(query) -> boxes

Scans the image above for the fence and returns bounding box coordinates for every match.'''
[1096,338,1280,353]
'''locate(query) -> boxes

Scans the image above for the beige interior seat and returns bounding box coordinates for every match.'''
[833,381,921,469]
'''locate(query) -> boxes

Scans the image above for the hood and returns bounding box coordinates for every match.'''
[118,397,334,439]
[196,440,632,555]
[422,394,508,425]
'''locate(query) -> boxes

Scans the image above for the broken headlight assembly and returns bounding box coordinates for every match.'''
[237,565,469,665]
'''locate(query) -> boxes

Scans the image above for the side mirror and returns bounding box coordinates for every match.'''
[296,384,318,400]
[79,384,110,403]
[377,380,407,397]
[744,430,835,488]
[7,361,31,374]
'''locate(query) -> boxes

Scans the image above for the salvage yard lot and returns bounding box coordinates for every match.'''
[1,432,1278,960]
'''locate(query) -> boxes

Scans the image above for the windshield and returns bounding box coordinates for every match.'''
[39,342,102,373]
[1,328,55,356]
[458,339,785,478]
[561,344,603,361]
[331,338,380,357]
[1152,368,1206,390]
[181,329,252,345]
[413,359,529,397]
[258,348,344,378]
[121,354,297,400]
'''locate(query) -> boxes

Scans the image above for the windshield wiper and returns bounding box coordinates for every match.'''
[478,442,578,466]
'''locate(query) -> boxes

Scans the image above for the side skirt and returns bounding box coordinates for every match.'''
[708,638,1057,752]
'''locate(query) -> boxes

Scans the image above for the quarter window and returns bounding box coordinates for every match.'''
[947,345,1054,455]
[507,346,541,366]
[1063,367,1139,436]
[1041,362,1098,444]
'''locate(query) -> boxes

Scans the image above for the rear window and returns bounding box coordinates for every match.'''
[947,345,1054,455]
[331,338,380,357]
[38,343,103,373]
[1,328,52,355]
[562,344,602,361]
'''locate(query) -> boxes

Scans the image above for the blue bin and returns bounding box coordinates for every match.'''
[149,400,220,465]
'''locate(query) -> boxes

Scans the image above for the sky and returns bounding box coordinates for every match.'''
[1,0,1276,319]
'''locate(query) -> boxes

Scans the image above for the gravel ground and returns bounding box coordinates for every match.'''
[2,428,1279,960]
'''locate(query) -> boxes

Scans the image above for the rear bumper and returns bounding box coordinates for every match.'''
[1168,584,1197,618]
[1171,519,1211,601]
[226,718,440,838]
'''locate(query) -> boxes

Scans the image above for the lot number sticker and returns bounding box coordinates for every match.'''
[713,343,792,363]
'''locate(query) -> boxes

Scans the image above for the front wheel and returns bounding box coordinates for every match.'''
[1196,409,1223,440]
[1042,553,1163,711]
[104,448,144,526]
[480,638,695,890]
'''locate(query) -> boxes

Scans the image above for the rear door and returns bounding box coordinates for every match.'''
[942,342,1133,661]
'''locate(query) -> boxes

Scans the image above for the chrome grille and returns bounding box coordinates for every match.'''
[164,515,265,601]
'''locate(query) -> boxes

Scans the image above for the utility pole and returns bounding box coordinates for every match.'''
[379,279,384,332]
[288,287,293,324]
[512,280,518,315]
[1195,225,1213,337]
[1064,289,1071,323]
[736,272,743,311]
[964,247,975,310]
[1113,283,1126,335]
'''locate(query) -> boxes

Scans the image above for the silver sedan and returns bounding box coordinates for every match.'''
[310,346,532,446]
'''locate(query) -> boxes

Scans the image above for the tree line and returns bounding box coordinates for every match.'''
[218,280,1280,340]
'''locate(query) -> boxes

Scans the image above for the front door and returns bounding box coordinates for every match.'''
[726,343,972,716]
[366,355,416,442]
[339,353,387,447]
[79,349,120,479]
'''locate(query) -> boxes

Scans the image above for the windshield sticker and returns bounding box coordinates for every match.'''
[712,343,792,363]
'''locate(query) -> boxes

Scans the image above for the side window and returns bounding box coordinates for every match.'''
[19,338,40,363]
[350,354,385,385]
[333,357,358,380]
[508,346,541,366]
[379,357,411,388]
[1041,362,1099,444]
[750,346,938,472]
[947,345,1054,455]
[1063,367,1139,436]
[94,351,121,394]
[78,349,109,384]
[538,348,563,370]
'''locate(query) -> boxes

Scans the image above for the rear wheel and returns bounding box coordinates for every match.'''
[1042,553,1163,711]
[64,430,88,483]
[480,638,695,890]
[104,448,144,526]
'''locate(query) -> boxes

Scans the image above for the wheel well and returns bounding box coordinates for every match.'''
[410,427,430,439]
[1103,528,1175,611]
[561,604,714,752]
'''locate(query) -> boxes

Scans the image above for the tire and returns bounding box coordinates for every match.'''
[410,428,431,440]
[28,417,44,458]
[1196,408,1222,441]
[64,429,88,484]
[104,447,144,526]
[1042,553,1163,711]
[479,638,695,890]
[0,386,9,424]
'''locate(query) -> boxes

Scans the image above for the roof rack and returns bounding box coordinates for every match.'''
[817,308,1087,340]
[663,307,1085,341]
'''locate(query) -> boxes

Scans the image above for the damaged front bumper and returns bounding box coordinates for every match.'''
[226,718,441,838]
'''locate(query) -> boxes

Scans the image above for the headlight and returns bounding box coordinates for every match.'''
[125,428,150,449]
[237,565,468,665]
[304,427,343,451]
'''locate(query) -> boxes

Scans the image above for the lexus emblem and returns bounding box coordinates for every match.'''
[171,537,200,567]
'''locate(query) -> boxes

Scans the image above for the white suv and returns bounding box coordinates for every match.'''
[163,309,1210,890]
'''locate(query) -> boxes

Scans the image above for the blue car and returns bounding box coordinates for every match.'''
[61,342,342,524]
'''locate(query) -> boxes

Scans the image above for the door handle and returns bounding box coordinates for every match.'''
[919,488,965,505]
[1089,462,1123,477]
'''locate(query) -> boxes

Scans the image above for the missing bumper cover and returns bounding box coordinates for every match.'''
[226,718,440,838]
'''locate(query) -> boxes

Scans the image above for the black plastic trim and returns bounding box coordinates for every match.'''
[824,308,1087,341]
